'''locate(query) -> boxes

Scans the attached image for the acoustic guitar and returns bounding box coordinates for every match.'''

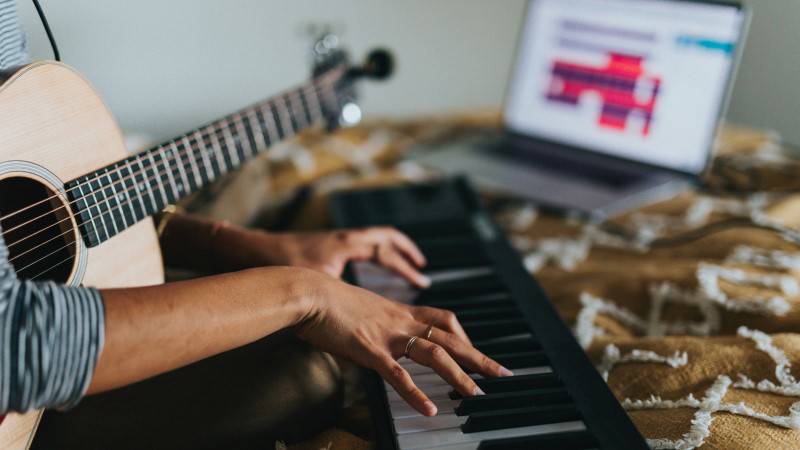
[0,37,392,450]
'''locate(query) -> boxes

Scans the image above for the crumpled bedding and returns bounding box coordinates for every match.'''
[184,112,800,450]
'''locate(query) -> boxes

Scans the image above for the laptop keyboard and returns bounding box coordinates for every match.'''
[484,140,647,190]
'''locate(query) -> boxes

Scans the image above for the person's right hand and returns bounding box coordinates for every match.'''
[294,269,513,417]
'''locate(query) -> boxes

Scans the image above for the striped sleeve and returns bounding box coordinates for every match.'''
[0,227,105,414]
[0,0,30,72]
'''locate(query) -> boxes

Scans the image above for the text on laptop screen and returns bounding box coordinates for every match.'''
[504,0,744,173]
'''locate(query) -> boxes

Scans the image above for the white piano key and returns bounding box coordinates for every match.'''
[397,420,586,450]
[389,398,461,419]
[387,384,453,402]
[395,412,466,434]
[427,266,494,284]
[413,443,481,450]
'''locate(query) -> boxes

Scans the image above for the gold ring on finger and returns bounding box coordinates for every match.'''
[403,336,419,359]
[424,325,434,340]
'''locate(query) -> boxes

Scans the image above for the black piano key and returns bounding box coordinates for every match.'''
[399,221,473,240]
[474,336,542,354]
[477,430,599,450]
[450,372,562,399]
[416,237,489,270]
[455,306,520,321]
[461,318,531,341]
[454,387,572,415]
[424,292,514,310]
[461,404,581,433]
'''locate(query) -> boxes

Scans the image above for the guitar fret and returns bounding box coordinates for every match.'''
[245,107,267,151]
[75,178,101,244]
[303,84,324,124]
[102,167,123,234]
[125,159,147,220]
[288,90,308,130]
[219,118,241,167]
[158,146,180,202]
[106,168,127,234]
[89,177,111,242]
[146,150,170,207]
[134,155,158,214]
[169,141,191,195]
[258,104,280,144]
[206,124,230,176]
[181,135,203,189]
[192,129,216,182]
[232,113,255,159]
[273,97,295,138]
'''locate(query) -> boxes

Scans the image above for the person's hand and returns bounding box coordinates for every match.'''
[295,271,513,417]
[217,226,431,288]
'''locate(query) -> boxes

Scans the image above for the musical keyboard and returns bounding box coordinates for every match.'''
[331,178,648,450]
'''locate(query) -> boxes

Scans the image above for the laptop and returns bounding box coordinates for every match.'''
[411,0,750,219]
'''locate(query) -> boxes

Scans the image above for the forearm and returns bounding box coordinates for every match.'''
[88,266,316,394]
[157,211,282,273]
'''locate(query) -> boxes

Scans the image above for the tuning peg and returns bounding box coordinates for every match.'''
[349,48,394,81]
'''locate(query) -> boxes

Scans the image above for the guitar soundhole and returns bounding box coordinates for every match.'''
[0,176,77,283]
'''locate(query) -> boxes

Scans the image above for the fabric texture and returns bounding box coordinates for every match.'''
[0,0,29,72]
[179,114,800,450]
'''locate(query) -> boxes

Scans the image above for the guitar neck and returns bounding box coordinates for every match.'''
[67,70,342,248]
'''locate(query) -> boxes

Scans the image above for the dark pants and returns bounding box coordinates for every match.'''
[32,331,344,450]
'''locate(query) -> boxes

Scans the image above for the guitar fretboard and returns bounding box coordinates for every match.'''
[67,70,341,247]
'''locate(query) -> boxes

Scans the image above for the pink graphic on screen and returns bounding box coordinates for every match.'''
[546,52,661,137]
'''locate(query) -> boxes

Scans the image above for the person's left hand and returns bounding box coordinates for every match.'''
[216,226,431,288]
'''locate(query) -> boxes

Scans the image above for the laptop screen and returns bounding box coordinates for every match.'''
[504,0,746,174]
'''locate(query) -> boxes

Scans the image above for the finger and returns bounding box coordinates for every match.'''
[427,327,513,378]
[409,338,483,397]
[413,306,471,344]
[385,228,427,268]
[375,354,438,417]
[378,247,431,288]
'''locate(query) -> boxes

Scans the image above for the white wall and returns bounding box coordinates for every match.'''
[15,0,800,147]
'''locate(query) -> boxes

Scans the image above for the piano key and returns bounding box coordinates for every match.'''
[394,362,551,383]
[390,398,462,419]
[451,372,562,399]
[461,318,531,341]
[427,266,494,284]
[455,306,521,322]
[388,365,551,391]
[424,292,514,310]
[460,404,582,433]
[416,237,489,270]
[397,420,586,449]
[416,275,506,303]
[476,429,599,450]
[395,412,466,434]
[473,335,542,354]
[454,388,572,416]
[490,351,549,370]
[387,384,454,402]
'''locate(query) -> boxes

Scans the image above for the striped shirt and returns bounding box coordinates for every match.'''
[0,0,105,414]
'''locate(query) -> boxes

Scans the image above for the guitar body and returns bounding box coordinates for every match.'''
[0,61,164,450]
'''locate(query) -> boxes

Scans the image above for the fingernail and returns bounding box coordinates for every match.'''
[424,401,438,416]
[474,386,486,396]
[499,366,514,377]
[418,275,432,288]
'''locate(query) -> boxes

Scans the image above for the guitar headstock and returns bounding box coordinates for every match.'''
[311,33,394,130]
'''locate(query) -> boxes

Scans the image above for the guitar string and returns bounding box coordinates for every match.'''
[6,76,344,275]
[0,74,339,239]
[0,71,341,229]
[1,76,341,250]
[3,79,332,254]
